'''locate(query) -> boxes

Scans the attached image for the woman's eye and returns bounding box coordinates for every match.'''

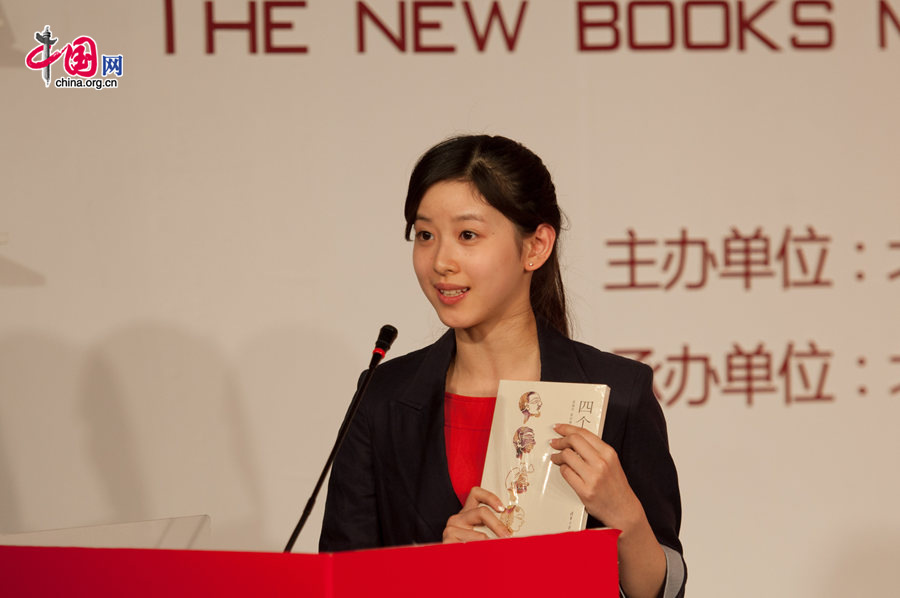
[415,230,433,241]
[460,230,477,241]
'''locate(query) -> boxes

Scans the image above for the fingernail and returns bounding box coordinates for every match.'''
[496,504,505,512]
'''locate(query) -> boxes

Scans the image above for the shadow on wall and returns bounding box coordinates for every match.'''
[0,333,81,533]
[79,346,150,524]
[0,254,46,287]
[235,324,358,551]
[0,416,21,533]
[81,322,265,549]
[0,322,265,549]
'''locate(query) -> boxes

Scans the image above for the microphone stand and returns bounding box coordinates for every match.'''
[283,325,397,553]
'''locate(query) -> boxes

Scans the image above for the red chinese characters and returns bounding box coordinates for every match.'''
[889,241,900,281]
[604,229,660,290]
[661,229,716,290]
[657,345,718,406]
[720,228,775,290]
[64,36,98,77]
[603,226,837,290]
[26,35,98,77]
[721,343,778,405]
[776,226,833,288]
[777,341,834,404]
[615,341,837,407]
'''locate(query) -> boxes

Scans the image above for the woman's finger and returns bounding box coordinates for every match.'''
[442,487,512,544]
[553,423,607,453]
[553,424,621,471]
[550,432,604,470]
[462,486,505,513]
[556,461,589,497]
[550,447,593,481]
[444,505,511,541]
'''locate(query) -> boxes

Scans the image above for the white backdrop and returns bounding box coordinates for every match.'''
[2,1,899,595]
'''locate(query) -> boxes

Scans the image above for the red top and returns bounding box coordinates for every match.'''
[443,392,497,506]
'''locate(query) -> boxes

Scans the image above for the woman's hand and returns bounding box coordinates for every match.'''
[442,487,511,543]
[549,423,642,532]
[550,423,666,598]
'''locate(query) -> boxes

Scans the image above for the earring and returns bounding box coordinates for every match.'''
[528,262,534,267]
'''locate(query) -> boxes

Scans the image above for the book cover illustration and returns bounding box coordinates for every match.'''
[477,380,610,539]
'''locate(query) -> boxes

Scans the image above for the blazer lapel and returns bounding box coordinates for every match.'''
[388,329,461,537]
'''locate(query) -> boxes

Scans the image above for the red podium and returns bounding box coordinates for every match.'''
[1,529,620,597]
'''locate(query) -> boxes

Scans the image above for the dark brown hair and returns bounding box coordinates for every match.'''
[403,135,568,337]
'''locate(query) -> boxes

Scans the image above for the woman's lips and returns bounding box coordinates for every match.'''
[436,286,470,305]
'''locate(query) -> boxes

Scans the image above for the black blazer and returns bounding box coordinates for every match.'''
[319,320,683,559]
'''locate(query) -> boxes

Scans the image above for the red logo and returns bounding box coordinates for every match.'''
[25,25,98,87]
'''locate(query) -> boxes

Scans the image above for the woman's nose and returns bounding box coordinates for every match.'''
[433,241,458,274]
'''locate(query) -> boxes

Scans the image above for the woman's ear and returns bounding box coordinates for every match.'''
[524,223,556,271]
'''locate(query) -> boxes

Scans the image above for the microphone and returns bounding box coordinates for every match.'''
[370,324,398,365]
[283,324,398,553]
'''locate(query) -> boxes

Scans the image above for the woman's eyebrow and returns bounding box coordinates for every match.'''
[415,213,485,223]
[453,213,485,223]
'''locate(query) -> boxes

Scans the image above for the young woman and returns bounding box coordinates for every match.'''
[319,135,685,598]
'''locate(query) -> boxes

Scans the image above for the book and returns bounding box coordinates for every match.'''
[477,380,610,539]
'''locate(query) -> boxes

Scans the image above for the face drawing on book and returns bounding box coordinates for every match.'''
[518,391,542,423]
[505,463,535,502]
[513,426,536,459]
[499,505,525,534]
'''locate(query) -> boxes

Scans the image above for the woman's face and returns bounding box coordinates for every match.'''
[412,180,533,333]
